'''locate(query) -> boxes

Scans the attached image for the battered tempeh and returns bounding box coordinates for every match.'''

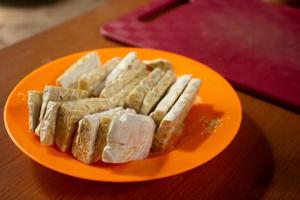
[108,69,150,107]
[28,90,43,132]
[26,51,207,165]
[56,52,101,88]
[92,115,114,162]
[39,101,61,146]
[140,70,176,115]
[78,57,121,97]
[55,98,114,152]
[105,52,137,85]
[102,113,156,163]
[71,107,124,164]
[36,86,88,135]
[100,59,146,98]
[149,74,192,125]
[151,78,202,153]
[125,68,164,112]
[92,108,136,162]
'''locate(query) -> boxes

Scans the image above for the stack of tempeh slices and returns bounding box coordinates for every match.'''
[27,51,202,164]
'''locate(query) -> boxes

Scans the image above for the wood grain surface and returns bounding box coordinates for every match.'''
[0,0,299,199]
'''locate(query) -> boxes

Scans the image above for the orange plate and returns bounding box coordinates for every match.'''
[4,48,242,182]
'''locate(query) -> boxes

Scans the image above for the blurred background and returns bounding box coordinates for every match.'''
[0,0,299,50]
[0,0,103,49]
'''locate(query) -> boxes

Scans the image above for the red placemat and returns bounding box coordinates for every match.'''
[101,0,300,111]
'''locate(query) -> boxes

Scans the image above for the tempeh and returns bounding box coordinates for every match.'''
[125,68,164,112]
[140,70,176,115]
[151,78,202,153]
[78,57,121,96]
[149,74,192,125]
[28,90,43,132]
[56,52,101,88]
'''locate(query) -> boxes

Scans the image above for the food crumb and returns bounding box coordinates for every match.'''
[205,118,221,134]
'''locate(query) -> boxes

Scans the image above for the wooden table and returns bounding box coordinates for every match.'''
[0,0,299,199]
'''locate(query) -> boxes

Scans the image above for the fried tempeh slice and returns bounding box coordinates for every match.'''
[151,78,202,153]
[92,108,136,163]
[71,107,124,164]
[72,78,152,162]
[55,98,114,152]
[36,86,88,135]
[38,86,88,121]
[125,68,164,112]
[149,74,192,125]
[105,52,137,85]
[92,109,123,162]
[92,115,112,162]
[139,70,176,115]
[102,113,156,164]
[56,52,101,88]
[28,90,43,132]
[100,60,145,98]
[143,58,173,71]
[78,57,121,97]
[39,101,61,146]
[108,69,150,107]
